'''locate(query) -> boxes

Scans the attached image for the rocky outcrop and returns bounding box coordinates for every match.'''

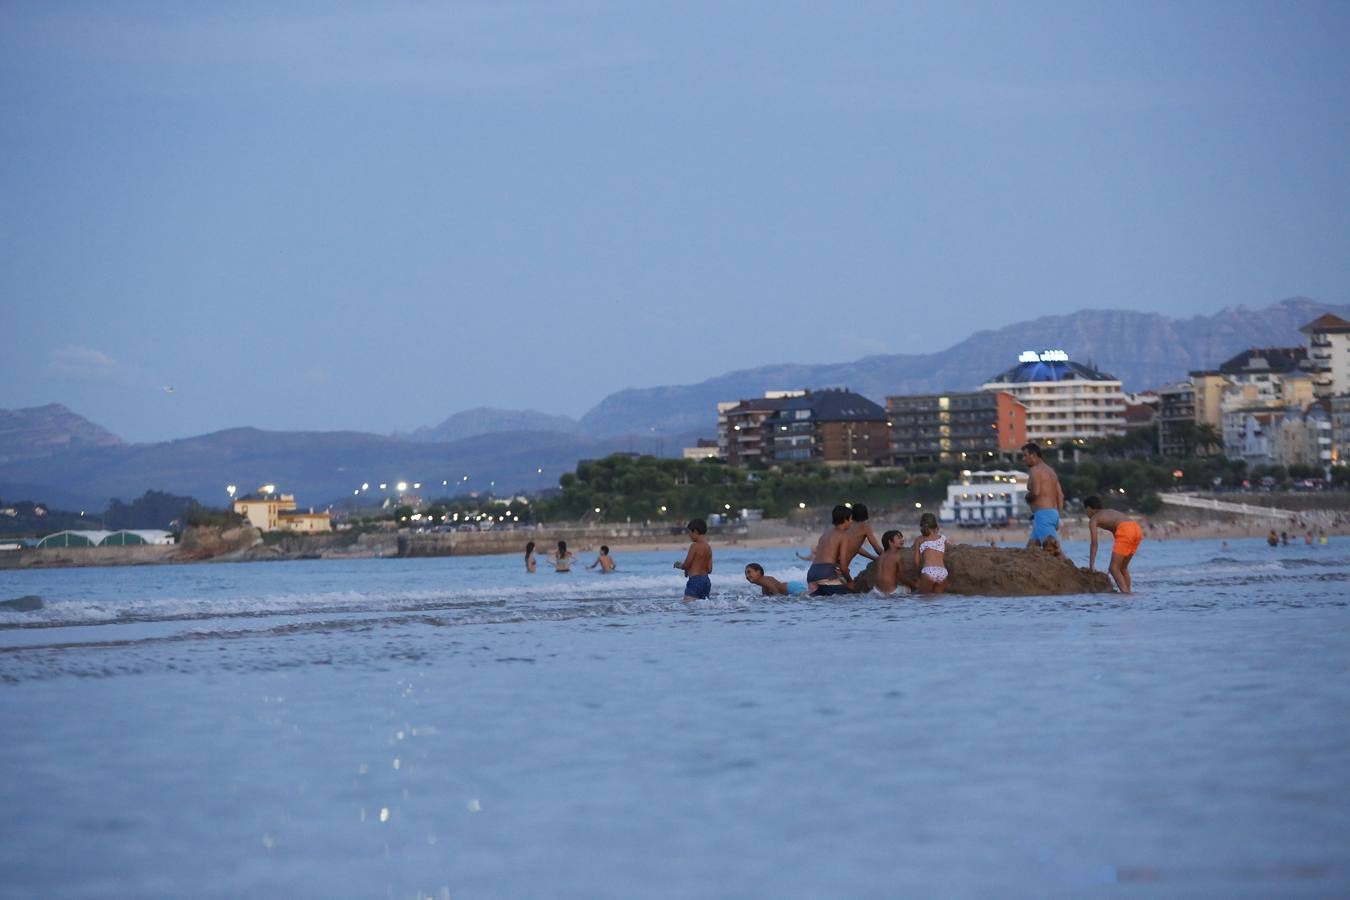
[173,524,263,561]
[855,543,1114,596]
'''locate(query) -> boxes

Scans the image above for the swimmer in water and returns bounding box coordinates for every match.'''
[588,545,616,573]
[744,563,788,596]
[549,540,576,572]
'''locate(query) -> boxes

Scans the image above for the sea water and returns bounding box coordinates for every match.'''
[1,538,1347,898]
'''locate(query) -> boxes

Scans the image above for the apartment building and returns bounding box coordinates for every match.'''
[886,391,1026,466]
[1301,313,1350,399]
[717,389,887,466]
[1155,381,1196,456]
[980,351,1126,446]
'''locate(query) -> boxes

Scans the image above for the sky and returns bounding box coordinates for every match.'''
[3,1,1349,443]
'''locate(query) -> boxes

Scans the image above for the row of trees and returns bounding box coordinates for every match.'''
[529,455,952,524]
[517,445,1345,524]
[0,490,242,536]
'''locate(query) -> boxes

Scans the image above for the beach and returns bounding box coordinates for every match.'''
[2,537,1348,896]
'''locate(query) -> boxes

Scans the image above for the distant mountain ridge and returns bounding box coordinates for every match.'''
[406,407,579,443]
[576,297,1350,437]
[0,403,125,465]
[0,423,690,512]
[1,296,1344,510]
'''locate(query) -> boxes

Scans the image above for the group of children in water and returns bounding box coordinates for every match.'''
[523,504,933,602]
[524,540,615,574]
[749,503,949,600]
[529,492,1147,600]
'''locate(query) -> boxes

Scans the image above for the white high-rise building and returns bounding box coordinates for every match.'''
[980,350,1126,447]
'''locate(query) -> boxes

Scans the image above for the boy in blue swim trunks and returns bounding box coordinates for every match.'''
[1021,441,1064,550]
[674,518,713,601]
[807,504,855,596]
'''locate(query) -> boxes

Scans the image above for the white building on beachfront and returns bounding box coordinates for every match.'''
[938,470,1028,526]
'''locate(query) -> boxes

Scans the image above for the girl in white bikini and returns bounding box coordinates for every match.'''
[914,512,948,595]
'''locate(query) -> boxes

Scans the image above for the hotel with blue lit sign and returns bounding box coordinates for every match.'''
[980,350,1127,447]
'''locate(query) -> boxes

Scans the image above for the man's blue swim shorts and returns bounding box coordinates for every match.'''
[1031,508,1060,544]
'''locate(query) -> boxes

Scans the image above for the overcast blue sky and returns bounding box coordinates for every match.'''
[3,1,1348,442]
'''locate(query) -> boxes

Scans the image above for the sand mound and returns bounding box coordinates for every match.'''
[855,543,1113,596]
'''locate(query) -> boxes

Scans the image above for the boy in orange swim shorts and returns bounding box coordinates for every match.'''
[1084,495,1143,594]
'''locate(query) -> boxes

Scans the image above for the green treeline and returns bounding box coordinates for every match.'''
[531,456,947,524]
[0,490,239,535]
[526,451,1338,523]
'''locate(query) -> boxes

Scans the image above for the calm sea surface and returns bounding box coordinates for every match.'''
[2,538,1348,898]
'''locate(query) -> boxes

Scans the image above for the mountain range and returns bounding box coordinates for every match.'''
[3,297,1343,511]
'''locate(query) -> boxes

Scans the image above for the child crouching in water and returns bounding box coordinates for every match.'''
[914,512,948,595]
[744,563,789,596]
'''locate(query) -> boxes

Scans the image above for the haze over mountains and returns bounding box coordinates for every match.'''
[3,297,1344,511]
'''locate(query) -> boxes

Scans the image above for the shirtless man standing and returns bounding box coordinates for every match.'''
[1022,442,1064,550]
[807,505,854,596]
[1084,495,1143,594]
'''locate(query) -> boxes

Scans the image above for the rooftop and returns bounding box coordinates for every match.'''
[1217,347,1307,375]
[984,359,1118,385]
[773,389,886,422]
[1300,313,1350,335]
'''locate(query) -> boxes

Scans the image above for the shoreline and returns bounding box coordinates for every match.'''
[2,515,1345,570]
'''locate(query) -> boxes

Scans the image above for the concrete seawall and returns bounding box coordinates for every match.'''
[0,544,178,569]
[0,524,750,569]
[391,525,728,558]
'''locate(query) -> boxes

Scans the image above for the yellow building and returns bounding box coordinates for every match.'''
[278,510,332,533]
[1189,372,1229,431]
[233,490,331,533]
